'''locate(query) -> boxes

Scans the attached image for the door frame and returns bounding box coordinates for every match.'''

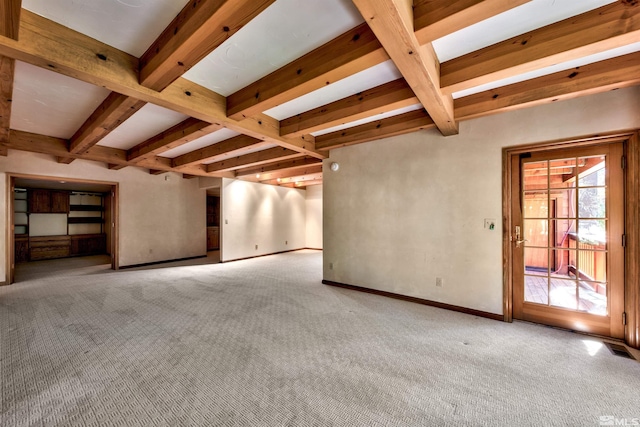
[502,131,640,348]
[5,173,119,284]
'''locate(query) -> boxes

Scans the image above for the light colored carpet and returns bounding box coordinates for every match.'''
[1,250,639,426]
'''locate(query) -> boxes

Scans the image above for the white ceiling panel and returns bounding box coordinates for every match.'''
[453,42,640,99]
[433,0,617,63]
[312,104,423,137]
[97,104,189,150]
[182,0,364,96]
[23,0,190,57]
[160,128,242,159]
[264,60,402,120]
[10,61,111,139]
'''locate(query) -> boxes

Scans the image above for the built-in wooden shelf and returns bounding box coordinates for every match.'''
[69,205,104,212]
[68,217,104,224]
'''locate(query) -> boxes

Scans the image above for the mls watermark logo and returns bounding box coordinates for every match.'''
[600,416,640,426]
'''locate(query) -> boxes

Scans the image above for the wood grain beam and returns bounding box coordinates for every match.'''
[316,108,435,151]
[317,53,640,151]
[0,54,14,151]
[352,0,457,135]
[234,156,322,177]
[206,147,303,173]
[0,0,21,39]
[69,92,146,155]
[280,78,417,137]
[226,0,520,120]
[127,118,223,162]
[0,145,6,156]
[454,52,640,120]
[0,0,21,156]
[441,1,640,94]
[226,23,386,120]
[413,0,531,44]
[254,164,323,184]
[2,129,218,177]
[261,171,323,186]
[0,10,325,159]
[172,134,265,168]
[149,170,167,175]
[140,0,275,91]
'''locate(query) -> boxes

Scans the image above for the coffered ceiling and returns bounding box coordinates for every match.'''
[0,0,638,188]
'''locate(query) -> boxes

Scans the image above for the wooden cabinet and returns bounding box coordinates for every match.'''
[70,234,106,256]
[207,227,219,251]
[206,196,220,226]
[27,189,69,213]
[29,236,71,261]
[15,237,29,263]
[51,191,70,213]
[28,189,51,213]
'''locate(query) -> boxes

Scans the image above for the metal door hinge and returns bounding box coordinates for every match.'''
[622,234,626,247]
[623,312,627,325]
[621,155,626,169]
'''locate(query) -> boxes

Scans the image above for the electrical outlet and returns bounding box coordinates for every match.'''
[285,240,288,245]
[329,262,333,270]
[255,244,258,250]
[225,219,228,224]
[436,277,443,287]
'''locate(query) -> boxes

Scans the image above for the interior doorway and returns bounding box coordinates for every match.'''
[503,132,640,347]
[7,173,118,284]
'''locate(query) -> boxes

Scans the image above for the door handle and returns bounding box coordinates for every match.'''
[514,226,528,248]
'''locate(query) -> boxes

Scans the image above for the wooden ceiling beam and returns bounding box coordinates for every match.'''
[454,52,640,121]
[316,108,435,151]
[172,134,265,168]
[280,78,417,137]
[127,118,223,163]
[69,93,146,155]
[2,129,220,177]
[206,147,303,173]
[317,52,640,151]
[351,0,457,135]
[234,156,322,177]
[0,0,21,157]
[140,0,275,91]
[253,164,323,183]
[261,171,323,186]
[0,10,325,159]
[413,0,531,44]
[226,0,520,120]
[226,23,386,120]
[441,1,640,94]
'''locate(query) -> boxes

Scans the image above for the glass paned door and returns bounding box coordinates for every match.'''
[512,143,624,338]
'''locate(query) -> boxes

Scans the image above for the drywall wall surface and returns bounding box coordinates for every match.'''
[221,178,306,262]
[0,151,205,280]
[323,86,640,315]
[306,185,323,249]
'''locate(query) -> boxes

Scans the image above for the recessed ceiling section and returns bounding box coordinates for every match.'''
[22,0,190,57]
[264,60,402,121]
[452,41,640,99]
[160,128,242,159]
[10,61,111,139]
[97,104,189,150]
[182,0,364,96]
[432,0,617,63]
[311,104,424,137]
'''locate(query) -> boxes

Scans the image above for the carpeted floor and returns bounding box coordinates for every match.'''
[1,250,639,426]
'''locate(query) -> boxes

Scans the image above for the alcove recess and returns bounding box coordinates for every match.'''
[14,188,108,263]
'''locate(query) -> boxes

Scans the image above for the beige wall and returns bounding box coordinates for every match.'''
[305,184,323,249]
[323,86,640,315]
[1,151,206,281]
[220,178,306,262]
